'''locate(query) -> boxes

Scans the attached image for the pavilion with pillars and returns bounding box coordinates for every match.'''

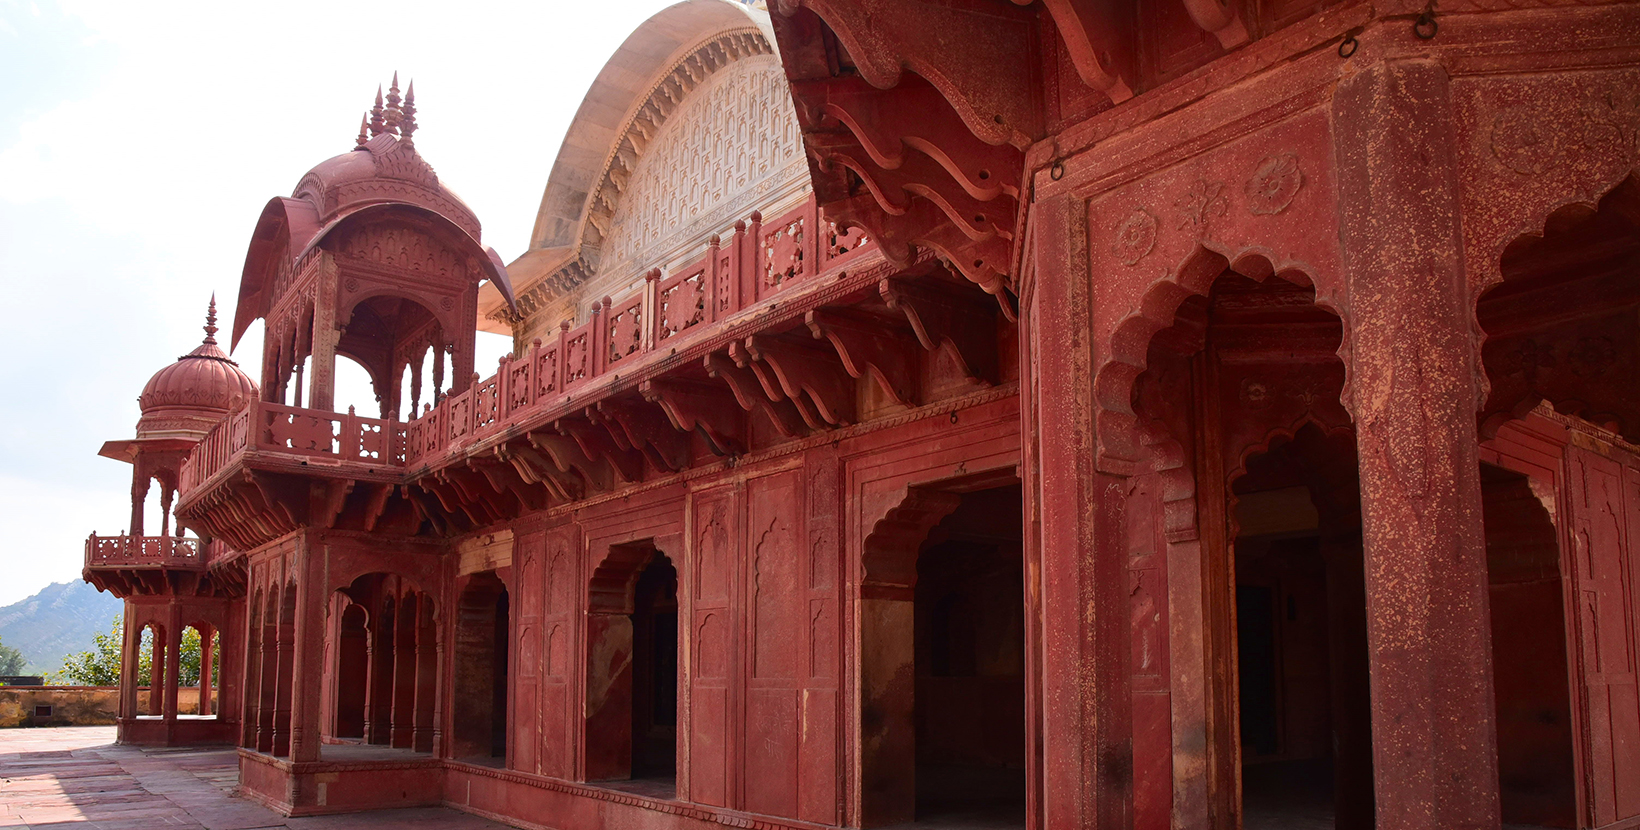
[81,1,1640,829]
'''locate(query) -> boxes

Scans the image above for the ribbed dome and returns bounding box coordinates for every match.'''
[136,299,258,440]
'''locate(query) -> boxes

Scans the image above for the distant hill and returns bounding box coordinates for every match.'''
[0,581,123,675]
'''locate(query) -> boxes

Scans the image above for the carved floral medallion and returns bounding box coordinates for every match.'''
[1113,208,1158,266]
[1245,153,1304,215]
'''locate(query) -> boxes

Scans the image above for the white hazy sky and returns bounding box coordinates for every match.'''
[0,0,684,606]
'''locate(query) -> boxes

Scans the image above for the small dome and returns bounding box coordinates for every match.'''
[288,76,481,241]
[137,299,258,440]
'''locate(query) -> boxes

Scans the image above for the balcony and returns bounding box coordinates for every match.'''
[85,535,207,570]
[178,197,876,502]
[83,535,242,598]
[406,197,873,467]
[180,401,407,496]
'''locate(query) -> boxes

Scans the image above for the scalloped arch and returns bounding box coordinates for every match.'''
[1094,242,1348,469]
[1474,170,1640,439]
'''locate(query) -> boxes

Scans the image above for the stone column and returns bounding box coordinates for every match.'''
[1029,195,1132,829]
[289,536,325,762]
[413,598,435,753]
[308,254,340,411]
[163,604,183,724]
[130,469,149,538]
[198,625,214,717]
[1334,59,1501,829]
[118,607,138,730]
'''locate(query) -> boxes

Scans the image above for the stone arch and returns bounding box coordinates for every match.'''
[1471,165,1640,303]
[1092,243,1348,467]
[860,487,963,598]
[1475,172,1640,441]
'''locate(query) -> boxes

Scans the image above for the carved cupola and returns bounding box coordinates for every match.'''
[231,74,516,421]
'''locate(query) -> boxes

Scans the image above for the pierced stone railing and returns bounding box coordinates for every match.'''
[180,401,407,494]
[405,197,872,466]
[84,534,206,569]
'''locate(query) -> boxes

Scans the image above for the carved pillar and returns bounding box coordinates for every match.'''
[1029,195,1132,828]
[392,592,417,748]
[163,604,182,727]
[367,602,395,744]
[1334,59,1500,829]
[272,582,295,757]
[288,539,324,762]
[118,606,138,728]
[309,256,341,411]
[130,469,149,538]
[158,486,173,540]
[452,286,478,396]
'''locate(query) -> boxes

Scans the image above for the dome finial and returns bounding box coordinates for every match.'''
[384,71,403,134]
[368,85,386,137]
[355,113,369,148]
[400,80,417,147]
[203,294,219,346]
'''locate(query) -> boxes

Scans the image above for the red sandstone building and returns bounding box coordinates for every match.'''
[81,1,1640,828]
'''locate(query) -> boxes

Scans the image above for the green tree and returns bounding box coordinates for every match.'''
[0,636,26,676]
[55,616,128,686]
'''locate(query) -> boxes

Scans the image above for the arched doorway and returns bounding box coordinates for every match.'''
[1479,463,1575,827]
[1229,425,1371,828]
[1473,174,1640,829]
[1122,264,1368,828]
[585,541,679,788]
[859,477,1026,828]
[332,602,368,740]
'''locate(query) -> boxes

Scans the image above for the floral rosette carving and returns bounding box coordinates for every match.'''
[1113,208,1158,266]
[1245,153,1304,216]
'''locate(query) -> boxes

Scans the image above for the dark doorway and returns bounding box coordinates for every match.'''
[492,590,510,758]
[630,551,678,780]
[453,572,509,763]
[1481,463,1575,828]
[334,603,367,739]
[911,483,1026,828]
[1232,426,1373,830]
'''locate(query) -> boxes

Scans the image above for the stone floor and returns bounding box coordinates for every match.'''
[0,727,512,829]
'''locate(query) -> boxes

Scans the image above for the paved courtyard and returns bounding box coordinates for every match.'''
[0,727,512,829]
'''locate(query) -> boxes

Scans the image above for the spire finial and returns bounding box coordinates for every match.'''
[384,71,403,134]
[203,294,219,346]
[368,85,386,137]
[355,113,369,148]
[399,80,417,147]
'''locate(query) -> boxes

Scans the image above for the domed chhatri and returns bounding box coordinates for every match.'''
[136,297,258,440]
[288,73,481,241]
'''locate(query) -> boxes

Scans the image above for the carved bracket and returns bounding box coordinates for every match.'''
[879,277,998,386]
[745,334,857,427]
[806,309,919,407]
[704,352,809,438]
[640,378,747,456]
[591,399,690,474]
